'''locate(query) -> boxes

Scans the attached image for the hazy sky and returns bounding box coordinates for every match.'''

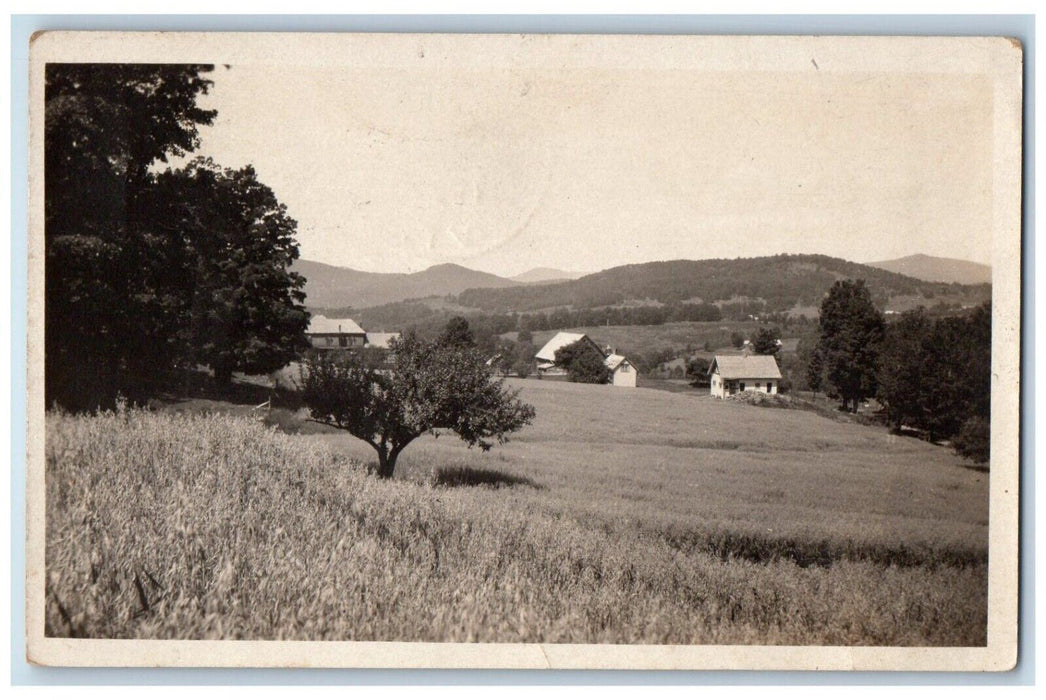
[184,42,995,277]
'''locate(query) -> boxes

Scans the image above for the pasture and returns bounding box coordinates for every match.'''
[45,380,988,644]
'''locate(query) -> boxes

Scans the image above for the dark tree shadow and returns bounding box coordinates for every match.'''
[433,466,543,490]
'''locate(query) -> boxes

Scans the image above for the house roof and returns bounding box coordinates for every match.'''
[709,354,782,380]
[365,332,401,349]
[604,353,629,371]
[534,332,597,363]
[307,315,366,335]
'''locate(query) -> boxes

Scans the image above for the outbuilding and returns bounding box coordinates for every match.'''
[708,354,782,398]
[603,353,637,387]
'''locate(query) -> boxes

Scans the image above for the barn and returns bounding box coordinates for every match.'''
[708,354,782,398]
[534,331,637,388]
[534,332,604,375]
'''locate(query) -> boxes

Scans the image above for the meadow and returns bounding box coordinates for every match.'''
[45,380,988,644]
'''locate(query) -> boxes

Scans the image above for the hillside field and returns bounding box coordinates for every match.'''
[46,380,988,644]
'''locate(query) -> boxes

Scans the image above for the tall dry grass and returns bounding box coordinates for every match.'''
[45,405,986,644]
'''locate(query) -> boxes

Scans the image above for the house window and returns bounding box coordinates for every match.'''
[339,336,348,347]
[739,382,746,391]
[326,337,334,346]
[767,382,773,392]
[620,364,630,373]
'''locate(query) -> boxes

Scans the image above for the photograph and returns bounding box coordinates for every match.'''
[25,31,1023,670]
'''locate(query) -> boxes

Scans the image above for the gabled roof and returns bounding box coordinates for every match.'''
[604,353,629,371]
[709,354,782,380]
[365,332,401,349]
[307,315,366,335]
[534,332,600,363]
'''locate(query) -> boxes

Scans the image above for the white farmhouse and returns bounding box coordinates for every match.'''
[708,354,782,398]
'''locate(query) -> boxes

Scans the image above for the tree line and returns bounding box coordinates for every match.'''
[46,64,308,409]
[806,280,991,462]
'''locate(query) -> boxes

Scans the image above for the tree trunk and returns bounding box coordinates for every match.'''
[375,445,396,479]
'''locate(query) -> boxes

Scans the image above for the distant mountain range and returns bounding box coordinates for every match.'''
[292,260,520,309]
[296,254,992,318]
[510,267,588,284]
[866,254,991,285]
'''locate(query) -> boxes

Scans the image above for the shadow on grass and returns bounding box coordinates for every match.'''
[433,466,543,490]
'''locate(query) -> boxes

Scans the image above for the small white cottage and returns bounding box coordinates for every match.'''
[708,354,782,398]
[603,353,637,388]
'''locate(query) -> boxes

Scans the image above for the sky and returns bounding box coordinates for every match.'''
[182,38,996,277]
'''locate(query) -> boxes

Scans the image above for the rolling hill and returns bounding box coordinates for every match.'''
[866,254,992,285]
[293,260,520,309]
[454,254,992,315]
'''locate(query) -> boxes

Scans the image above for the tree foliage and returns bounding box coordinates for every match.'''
[876,302,991,449]
[686,356,711,386]
[438,316,476,348]
[752,326,781,357]
[145,159,310,383]
[814,280,885,412]
[555,340,610,384]
[45,63,307,408]
[299,333,536,478]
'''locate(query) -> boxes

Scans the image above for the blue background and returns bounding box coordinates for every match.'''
[9,13,1035,686]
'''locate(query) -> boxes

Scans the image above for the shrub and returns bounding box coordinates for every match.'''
[953,417,990,465]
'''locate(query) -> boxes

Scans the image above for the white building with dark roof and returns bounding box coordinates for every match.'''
[708,354,782,398]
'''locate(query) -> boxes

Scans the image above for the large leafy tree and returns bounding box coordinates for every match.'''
[876,308,933,431]
[876,303,991,446]
[299,333,535,478]
[45,63,218,408]
[555,339,610,384]
[144,159,309,384]
[45,64,309,407]
[814,280,885,412]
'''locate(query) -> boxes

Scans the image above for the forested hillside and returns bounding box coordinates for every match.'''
[454,254,990,314]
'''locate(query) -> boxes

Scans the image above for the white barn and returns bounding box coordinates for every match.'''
[708,354,782,398]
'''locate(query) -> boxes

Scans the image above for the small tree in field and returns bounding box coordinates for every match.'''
[686,356,711,387]
[555,339,610,384]
[299,333,535,478]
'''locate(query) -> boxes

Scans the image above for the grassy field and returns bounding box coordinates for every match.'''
[45,380,988,644]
